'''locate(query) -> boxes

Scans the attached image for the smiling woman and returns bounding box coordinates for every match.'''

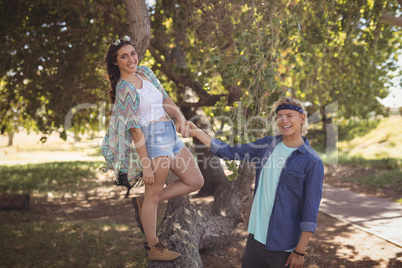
[101,35,204,262]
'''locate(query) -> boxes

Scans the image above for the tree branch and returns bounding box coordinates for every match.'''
[177,95,225,108]
[379,13,402,27]
[148,43,212,98]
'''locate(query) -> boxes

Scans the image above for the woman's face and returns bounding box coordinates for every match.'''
[115,44,138,76]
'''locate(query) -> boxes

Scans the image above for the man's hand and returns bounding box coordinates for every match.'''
[185,121,199,138]
[285,251,304,268]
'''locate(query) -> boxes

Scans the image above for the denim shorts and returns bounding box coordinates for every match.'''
[141,120,185,160]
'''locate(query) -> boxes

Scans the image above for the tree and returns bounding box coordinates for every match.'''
[0,0,128,140]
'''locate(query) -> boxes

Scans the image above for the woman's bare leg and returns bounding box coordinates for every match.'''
[141,156,170,243]
[159,146,204,202]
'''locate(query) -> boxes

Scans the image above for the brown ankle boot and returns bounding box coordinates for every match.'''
[144,237,181,262]
[132,196,144,233]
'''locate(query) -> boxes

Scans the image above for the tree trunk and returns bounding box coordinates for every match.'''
[193,137,229,197]
[148,162,255,267]
[212,161,255,221]
[320,104,337,154]
[123,2,255,266]
[188,109,228,197]
[0,193,30,210]
[7,132,14,147]
[122,0,151,62]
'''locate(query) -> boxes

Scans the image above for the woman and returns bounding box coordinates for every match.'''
[102,36,204,262]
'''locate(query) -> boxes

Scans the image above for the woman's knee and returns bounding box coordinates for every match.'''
[191,175,204,191]
[144,189,164,204]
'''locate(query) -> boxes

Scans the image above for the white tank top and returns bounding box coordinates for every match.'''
[136,74,168,127]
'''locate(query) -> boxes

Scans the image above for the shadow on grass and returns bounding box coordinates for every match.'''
[0,221,147,268]
[0,161,108,194]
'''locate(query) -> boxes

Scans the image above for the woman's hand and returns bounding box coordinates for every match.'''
[142,166,155,185]
[176,118,187,137]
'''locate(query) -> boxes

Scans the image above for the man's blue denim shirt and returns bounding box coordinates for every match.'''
[210,135,324,251]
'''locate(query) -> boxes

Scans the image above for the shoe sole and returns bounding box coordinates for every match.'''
[148,255,181,262]
[131,197,144,233]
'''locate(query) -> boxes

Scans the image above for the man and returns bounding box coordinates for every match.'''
[187,97,324,268]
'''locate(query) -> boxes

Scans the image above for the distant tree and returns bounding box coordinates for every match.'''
[0,0,128,140]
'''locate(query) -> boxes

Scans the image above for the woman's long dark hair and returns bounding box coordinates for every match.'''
[105,39,133,103]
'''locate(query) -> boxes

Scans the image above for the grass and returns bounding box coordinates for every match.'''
[345,169,402,188]
[337,153,401,169]
[0,161,107,196]
[0,221,147,268]
[0,136,148,268]
[333,116,402,202]
[338,116,402,159]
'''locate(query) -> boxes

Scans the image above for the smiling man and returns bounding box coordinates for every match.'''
[187,97,324,268]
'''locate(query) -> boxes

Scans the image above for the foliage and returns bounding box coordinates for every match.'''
[146,0,402,176]
[0,0,401,147]
[281,1,401,119]
[0,0,129,138]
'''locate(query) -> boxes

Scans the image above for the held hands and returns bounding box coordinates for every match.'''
[176,119,200,138]
[176,120,212,148]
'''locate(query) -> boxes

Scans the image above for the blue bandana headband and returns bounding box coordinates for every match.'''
[275,104,304,114]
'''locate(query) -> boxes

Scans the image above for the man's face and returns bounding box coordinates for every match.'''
[276,109,305,137]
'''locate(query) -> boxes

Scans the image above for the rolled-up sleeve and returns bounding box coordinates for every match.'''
[300,160,324,232]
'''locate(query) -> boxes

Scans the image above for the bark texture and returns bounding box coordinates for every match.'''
[148,165,254,268]
[380,13,402,27]
[122,0,151,62]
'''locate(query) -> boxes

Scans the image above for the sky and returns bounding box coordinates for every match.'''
[379,87,402,108]
[378,53,402,108]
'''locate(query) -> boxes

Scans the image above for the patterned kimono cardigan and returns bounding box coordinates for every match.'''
[101,66,168,184]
